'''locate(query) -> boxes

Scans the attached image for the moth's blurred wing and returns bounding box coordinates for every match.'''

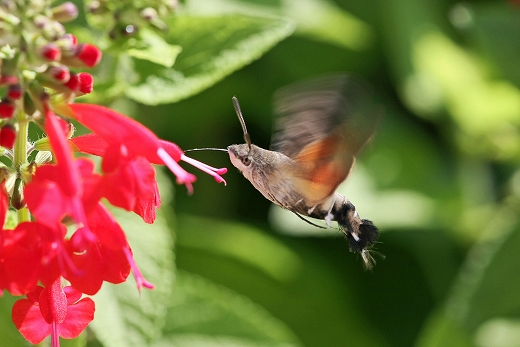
[290,133,356,204]
[271,74,380,160]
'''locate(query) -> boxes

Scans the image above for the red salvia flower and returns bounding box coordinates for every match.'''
[23,154,149,293]
[0,3,228,344]
[25,110,89,231]
[0,221,63,295]
[68,103,227,194]
[12,279,94,346]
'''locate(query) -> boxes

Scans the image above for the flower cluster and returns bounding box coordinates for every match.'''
[86,0,179,39]
[0,1,226,346]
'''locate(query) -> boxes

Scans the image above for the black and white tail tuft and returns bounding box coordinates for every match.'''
[334,201,382,269]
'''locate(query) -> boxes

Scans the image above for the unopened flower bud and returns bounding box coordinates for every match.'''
[33,14,51,29]
[140,7,158,21]
[0,99,15,118]
[49,65,70,82]
[75,44,102,67]
[0,10,21,26]
[57,34,78,57]
[77,72,94,94]
[165,0,180,11]
[64,73,79,91]
[7,84,22,99]
[62,33,78,46]
[87,0,108,14]
[0,75,19,85]
[11,177,25,210]
[23,93,36,116]
[40,43,62,61]
[0,124,16,148]
[51,2,79,22]
[40,20,66,41]
[26,82,49,114]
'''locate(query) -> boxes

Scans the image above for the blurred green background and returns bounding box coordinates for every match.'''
[128,1,520,347]
[3,0,520,346]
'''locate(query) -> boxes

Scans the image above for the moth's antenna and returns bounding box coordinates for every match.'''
[184,148,228,153]
[232,96,251,150]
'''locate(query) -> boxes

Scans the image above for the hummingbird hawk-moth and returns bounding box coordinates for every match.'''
[227,75,381,269]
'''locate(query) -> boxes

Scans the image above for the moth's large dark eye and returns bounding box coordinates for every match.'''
[241,156,251,166]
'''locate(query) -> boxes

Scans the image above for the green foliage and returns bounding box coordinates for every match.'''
[88,171,176,347]
[158,270,302,347]
[81,13,294,105]
[125,28,182,68]
[5,0,520,346]
[184,0,374,50]
[0,293,29,346]
[125,15,294,105]
[416,201,520,347]
[86,204,174,347]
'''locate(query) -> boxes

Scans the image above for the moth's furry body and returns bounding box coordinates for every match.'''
[228,143,380,268]
[228,75,381,268]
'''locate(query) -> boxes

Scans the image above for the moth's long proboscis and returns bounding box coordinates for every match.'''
[183,148,228,153]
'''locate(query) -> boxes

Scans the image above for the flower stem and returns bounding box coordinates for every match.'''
[14,111,28,169]
[14,109,30,222]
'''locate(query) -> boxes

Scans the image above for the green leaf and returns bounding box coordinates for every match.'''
[61,333,87,347]
[126,29,182,68]
[89,170,175,347]
[415,310,473,347]
[183,0,373,50]
[156,270,302,347]
[445,205,520,330]
[154,336,296,347]
[125,15,295,105]
[175,215,391,346]
[415,200,520,346]
[176,215,303,283]
[467,3,520,87]
[473,318,520,347]
[0,293,28,346]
